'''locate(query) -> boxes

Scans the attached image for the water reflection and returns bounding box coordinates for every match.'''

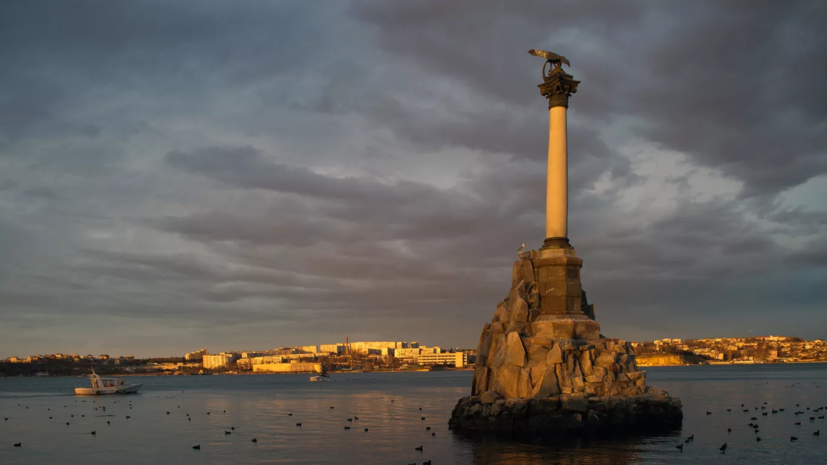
[457,433,656,465]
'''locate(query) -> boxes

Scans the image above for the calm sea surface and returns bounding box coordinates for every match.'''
[1,364,826,464]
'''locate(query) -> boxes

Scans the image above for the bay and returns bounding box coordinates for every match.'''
[1,364,826,464]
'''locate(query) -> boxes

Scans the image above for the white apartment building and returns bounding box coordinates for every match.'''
[202,352,240,370]
[417,352,467,368]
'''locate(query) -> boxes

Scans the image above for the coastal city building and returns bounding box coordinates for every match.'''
[252,362,322,373]
[3,336,825,377]
[202,352,240,370]
[416,352,467,368]
[185,349,207,361]
[635,336,827,365]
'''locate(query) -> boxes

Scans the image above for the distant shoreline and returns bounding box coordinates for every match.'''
[638,360,827,367]
[1,367,475,378]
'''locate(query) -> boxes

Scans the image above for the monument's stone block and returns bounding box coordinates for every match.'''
[459,246,681,435]
[505,332,526,367]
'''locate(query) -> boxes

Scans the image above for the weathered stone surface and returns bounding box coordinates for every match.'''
[527,291,540,311]
[507,284,523,310]
[561,395,588,412]
[505,320,530,335]
[473,366,489,394]
[528,362,546,388]
[510,298,529,322]
[558,338,575,351]
[595,353,615,367]
[572,359,583,378]
[480,390,501,404]
[450,392,683,436]
[627,371,644,381]
[591,365,608,376]
[585,373,604,383]
[511,261,522,288]
[494,303,508,323]
[488,334,506,366]
[476,324,493,365]
[536,365,560,397]
[525,336,552,348]
[526,341,550,364]
[578,351,593,375]
[519,258,535,283]
[505,332,526,367]
[517,368,533,398]
[487,366,513,397]
[547,343,563,364]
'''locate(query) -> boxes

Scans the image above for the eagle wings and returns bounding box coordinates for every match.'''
[527,49,570,67]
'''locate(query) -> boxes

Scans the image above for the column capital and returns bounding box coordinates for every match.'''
[538,66,580,109]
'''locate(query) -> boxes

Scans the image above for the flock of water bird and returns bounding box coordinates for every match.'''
[677,388,824,455]
[4,393,440,464]
[3,381,825,462]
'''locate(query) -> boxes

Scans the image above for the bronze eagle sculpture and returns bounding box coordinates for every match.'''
[527,49,570,67]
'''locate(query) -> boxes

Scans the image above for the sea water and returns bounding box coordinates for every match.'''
[1,364,826,464]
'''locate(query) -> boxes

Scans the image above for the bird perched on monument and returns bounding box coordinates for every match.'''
[527,49,571,67]
[517,243,525,252]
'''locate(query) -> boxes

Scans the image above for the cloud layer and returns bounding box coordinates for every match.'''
[1,0,825,357]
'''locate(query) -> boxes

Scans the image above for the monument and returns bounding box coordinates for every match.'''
[448,50,683,435]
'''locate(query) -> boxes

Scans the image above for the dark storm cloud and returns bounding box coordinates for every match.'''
[352,0,827,197]
[165,146,447,205]
[0,0,825,357]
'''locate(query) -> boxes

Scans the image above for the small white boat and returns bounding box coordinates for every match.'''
[74,370,142,395]
[309,373,330,382]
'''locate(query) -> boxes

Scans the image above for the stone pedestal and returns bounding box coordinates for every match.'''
[456,247,682,435]
[532,241,600,340]
[472,248,642,399]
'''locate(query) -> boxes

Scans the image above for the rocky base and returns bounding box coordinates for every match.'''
[449,388,683,436]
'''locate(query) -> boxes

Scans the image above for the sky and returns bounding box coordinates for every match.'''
[1,1,826,358]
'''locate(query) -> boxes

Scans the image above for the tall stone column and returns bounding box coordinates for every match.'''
[531,61,600,340]
[546,105,568,239]
[541,64,578,245]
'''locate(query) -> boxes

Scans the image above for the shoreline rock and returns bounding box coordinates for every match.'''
[449,388,683,436]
